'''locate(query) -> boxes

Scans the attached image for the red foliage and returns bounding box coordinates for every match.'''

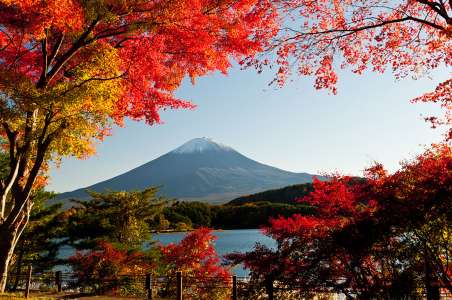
[160,228,230,280]
[69,241,152,288]
[251,0,451,89]
[0,0,280,126]
[246,0,452,138]
[233,144,452,296]
[411,79,452,139]
[265,176,377,242]
[159,228,231,298]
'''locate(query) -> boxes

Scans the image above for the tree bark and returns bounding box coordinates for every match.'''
[0,224,19,292]
[424,245,440,300]
[0,194,31,293]
[0,110,59,293]
[12,241,24,292]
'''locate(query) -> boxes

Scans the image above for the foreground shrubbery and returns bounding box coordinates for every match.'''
[69,228,231,299]
[228,145,452,299]
[69,241,153,295]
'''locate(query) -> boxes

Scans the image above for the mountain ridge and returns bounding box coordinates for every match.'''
[55,138,317,204]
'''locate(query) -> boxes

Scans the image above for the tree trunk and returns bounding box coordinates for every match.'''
[12,243,24,292]
[0,203,29,293]
[0,225,18,292]
[0,111,57,293]
[425,277,440,300]
[424,245,440,300]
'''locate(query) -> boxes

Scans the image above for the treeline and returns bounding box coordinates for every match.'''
[156,183,316,230]
[161,201,314,230]
[227,182,314,205]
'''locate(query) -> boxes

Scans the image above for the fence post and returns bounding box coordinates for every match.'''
[145,273,152,300]
[265,276,273,300]
[24,265,32,299]
[232,275,237,300]
[176,271,183,300]
[55,271,62,292]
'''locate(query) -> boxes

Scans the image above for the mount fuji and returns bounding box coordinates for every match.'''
[55,138,317,204]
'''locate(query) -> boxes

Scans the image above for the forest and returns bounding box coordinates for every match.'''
[162,183,316,230]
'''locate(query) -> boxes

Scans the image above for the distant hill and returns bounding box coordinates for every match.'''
[226,182,315,206]
[54,138,319,205]
[162,182,323,230]
[227,176,365,206]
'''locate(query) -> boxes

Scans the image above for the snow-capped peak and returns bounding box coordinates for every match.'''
[171,137,234,154]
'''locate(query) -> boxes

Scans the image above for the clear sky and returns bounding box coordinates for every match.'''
[47,64,449,193]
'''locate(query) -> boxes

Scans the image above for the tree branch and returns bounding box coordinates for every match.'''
[38,29,49,88]
[39,17,100,88]
[281,16,445,45]
[416,0,450,22]
[58,73,127,98]
[47,33,64,68]
[0,123,19,222]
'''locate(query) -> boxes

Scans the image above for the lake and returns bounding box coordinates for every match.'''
[59,229,275,276]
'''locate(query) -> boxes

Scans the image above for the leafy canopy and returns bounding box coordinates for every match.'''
[0,0,280,160]
[248,0,451,137]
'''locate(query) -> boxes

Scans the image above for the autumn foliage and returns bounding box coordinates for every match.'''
[229,145,452,298]
[0,0,279,159]
[159,228,231,300]
[69,241,153,295]
[0,0,450,296]
[254,0,451,87]
[248,0,451,137]
[69,229,231,299]
[0,0,280,290]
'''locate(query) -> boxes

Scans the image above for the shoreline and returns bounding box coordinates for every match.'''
[150,228,260,234]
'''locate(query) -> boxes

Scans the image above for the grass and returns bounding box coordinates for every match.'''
[0,292,150,300]
[0,292,55,299]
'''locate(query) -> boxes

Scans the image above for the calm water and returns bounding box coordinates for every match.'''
[59,229,275,276]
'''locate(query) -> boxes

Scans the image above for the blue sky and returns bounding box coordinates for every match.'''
[47,64,449,193]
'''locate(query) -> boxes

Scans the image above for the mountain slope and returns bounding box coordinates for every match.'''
[55,138,316,204]
[226,182,315,206]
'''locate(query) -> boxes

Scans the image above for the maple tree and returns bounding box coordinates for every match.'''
[69,241,153,295]
[0,0,280,290]
[228,145,451,299]
[69,228,230,298]
[247,0,451,137]
[228,3,452,295]
[159,228,231,300]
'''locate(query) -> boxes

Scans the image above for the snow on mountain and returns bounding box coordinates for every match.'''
[171,137,233,154]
